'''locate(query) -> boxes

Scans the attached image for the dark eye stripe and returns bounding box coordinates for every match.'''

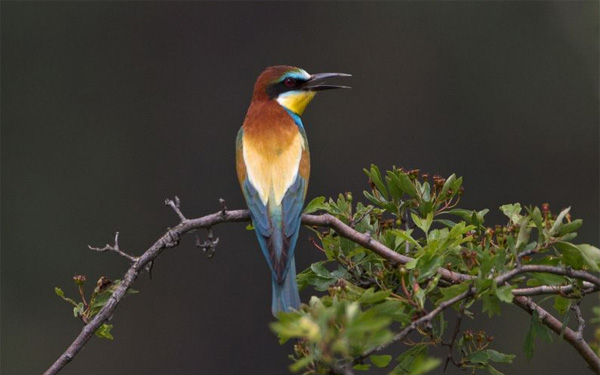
[266,76,307,99]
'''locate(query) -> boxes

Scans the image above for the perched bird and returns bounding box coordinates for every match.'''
[236,66,350,316]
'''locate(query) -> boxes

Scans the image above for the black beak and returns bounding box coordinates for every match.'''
[302,72,352,91]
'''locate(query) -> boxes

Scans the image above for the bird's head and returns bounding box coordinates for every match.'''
[252,65,351,115]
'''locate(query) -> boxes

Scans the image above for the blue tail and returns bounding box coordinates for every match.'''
[271,256,300,316]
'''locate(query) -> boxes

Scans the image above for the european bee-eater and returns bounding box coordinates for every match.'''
[236,66,350,316]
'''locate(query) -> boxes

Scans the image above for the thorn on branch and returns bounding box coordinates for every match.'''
[196,228,219,258]
[165,196,187,223]
[145,260,155,279]
[88,232,137,262]
[219,198,228,216]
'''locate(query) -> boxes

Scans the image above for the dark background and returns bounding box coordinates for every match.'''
[2,2,598,375]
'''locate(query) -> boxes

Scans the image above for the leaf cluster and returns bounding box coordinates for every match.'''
[271,165,600,375]
[55,275,138,340]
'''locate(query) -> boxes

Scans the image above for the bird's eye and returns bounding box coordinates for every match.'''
[283,77,296,87]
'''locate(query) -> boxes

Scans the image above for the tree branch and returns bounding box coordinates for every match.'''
[512,296,600,373]
[43,207,249,375]
[43,208,600,375]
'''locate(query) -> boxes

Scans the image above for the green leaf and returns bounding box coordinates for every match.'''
[289,355,313,372]
[558,219,582,236]
[577,244,600,271]
[555,241,584,269]
[482,293,501,317]
[397,172,418,198]
[524,318,535,360]
[407,356,441,375]
[467,350,489,364]
[73,302,85,318]
[553,296,571,316]
[439,283,469,302]
[435,219,456,228]
[303,196,327,214]
[440,174,456,199]
[391,230,422,250]
[411,212,433,235]
[486,349,515,363]
[95,323,114,340]
[500,203,523,224]
[366,165,389,200]
[495,285,514,304]
[549,207,571,236]
[54,287,65,298]
[371,354,392,368]
[515,218,531,250]
[358,288,391,304]
[486,365,505,375]
[353,364,371,371]
[524,310,553,360]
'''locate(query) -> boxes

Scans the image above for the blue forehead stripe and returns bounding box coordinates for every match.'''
[279,71,309,82]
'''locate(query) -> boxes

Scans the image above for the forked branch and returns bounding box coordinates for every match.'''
[43,202,600,375]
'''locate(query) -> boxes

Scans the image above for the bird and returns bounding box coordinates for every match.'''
[236,66,350,316]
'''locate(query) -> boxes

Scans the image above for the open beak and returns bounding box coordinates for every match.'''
[302,72,352,91]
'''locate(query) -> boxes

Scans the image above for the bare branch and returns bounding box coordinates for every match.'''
[513,282,598,296]
[496,265,600,288]
[165,196,187,223]
[87,232,137,262]
[43,206,250,375]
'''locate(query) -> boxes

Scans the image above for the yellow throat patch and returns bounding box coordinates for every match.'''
[276,91,317,116]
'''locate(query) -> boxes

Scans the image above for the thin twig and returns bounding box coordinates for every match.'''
[165,196,187,223]
[88,232,137,262]
[513,282,597,296]
[443,299,467,371]
[358,289,473,361]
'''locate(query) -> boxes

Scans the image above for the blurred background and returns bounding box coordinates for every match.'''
[2,2,598,374]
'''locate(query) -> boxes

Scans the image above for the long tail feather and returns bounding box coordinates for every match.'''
[271,257,300,316]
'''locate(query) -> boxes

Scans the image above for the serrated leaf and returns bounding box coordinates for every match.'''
[495,285,513,303]
[482,293,501,317]
[500,203,523,224]
[371,354,392,368]
[304,196,327,214]
[411,212,433,235]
